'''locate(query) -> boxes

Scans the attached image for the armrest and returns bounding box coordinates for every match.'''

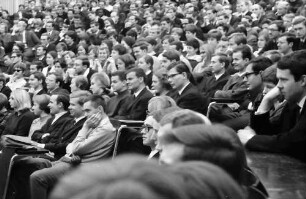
[118,120,144,128]
[210,98,244,104]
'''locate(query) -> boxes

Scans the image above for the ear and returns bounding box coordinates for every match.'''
[289,42,293,48]
[300,75,306,87]
[98,105,104,113]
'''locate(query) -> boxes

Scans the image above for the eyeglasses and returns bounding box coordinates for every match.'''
[167,73,181,79]
[244,72,257,78]
[11,56,17,58]
[14,69,22,72]
[142,124,153,132]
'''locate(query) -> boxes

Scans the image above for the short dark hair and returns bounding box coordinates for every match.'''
[111,71,127,82]
[170,41,184,52]
[167,61,194,84]
[277,50,306,81]
[162,50,180,61]
[126,68,147,85]
[31,61,44,71]
[185,38,200,50]
[247,56,272,74]
[55,94,70,111]
[113,44,127,55]
[232,45,252,60]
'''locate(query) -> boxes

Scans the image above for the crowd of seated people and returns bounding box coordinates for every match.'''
[0,0,306,198]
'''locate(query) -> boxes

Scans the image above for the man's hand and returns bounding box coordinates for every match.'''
[85,112,103,129]
[237,126,256,145]
[41,133,50,139]
[256,86,281,114]
[228,103,240,111]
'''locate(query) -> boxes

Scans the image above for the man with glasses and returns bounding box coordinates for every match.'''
[238,50,306,162]
[167,61,204,114]
[221,56,273,130]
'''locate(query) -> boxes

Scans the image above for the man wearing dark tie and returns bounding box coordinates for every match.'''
[12,20,41,61]
[238,50,306,162]
[167,61,204,114]
[198,54,230,109]
[118,68,153,121]
[8,91,89,199]
[292,16,306,50]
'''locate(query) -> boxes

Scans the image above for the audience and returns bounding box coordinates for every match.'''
[1,1,306,198]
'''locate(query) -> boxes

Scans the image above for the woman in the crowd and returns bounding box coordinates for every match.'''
[99,46,117,76]
[138,55,153,88]
[90,72,111,103]
[254,30,269,57]
[42,51,57,77]
[28,94,51,138]
[121,36,136,54]
[6,63,27,91]
[56,42,68,61]
[2,89,35,136]
[116,54,135,71]
[151,68,173,96]
[70,75,89,92]
[0,73,11,99]
[12,43,25,54]
[76,43,88,57]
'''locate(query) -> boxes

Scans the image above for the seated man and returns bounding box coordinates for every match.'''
[198,53,230,110]
[31,94,73,149]
[106,71,131,119]
[167,61,204,114]
[238,50,306,162]
[8,92,88,199]
[46,72,69,96]
[30,95,116,199]
[117,68,153,121]
[209,45,252,121]
[222,56,273,130]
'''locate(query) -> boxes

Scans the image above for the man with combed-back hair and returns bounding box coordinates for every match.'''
[238,50,306,162]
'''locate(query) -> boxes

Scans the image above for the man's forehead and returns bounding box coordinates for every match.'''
[276,68,292,78]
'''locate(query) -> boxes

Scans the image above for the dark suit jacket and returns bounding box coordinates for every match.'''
[248,102,306,162]
[118,88,153,120]
[107,90,131,118]
[229,15,241,27]
[31,112,73,143]
[198,73,230,109]
[49,87,70,96]
[45,117,86,159]
[172,83,205,114]
[47,30,60,45]
[46,43,56,53]
[146,71,153,89]
[297,39,306,50]
[260,39,278,54]
[12,30,41,48]
[214,73,249,101]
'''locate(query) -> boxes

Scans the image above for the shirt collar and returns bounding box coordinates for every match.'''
[75,115,86,123]
[298,95,306,111]
[83,68,90,77]
[214,72,224,80]
[134,87,144,98]
[178,82,190,95]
